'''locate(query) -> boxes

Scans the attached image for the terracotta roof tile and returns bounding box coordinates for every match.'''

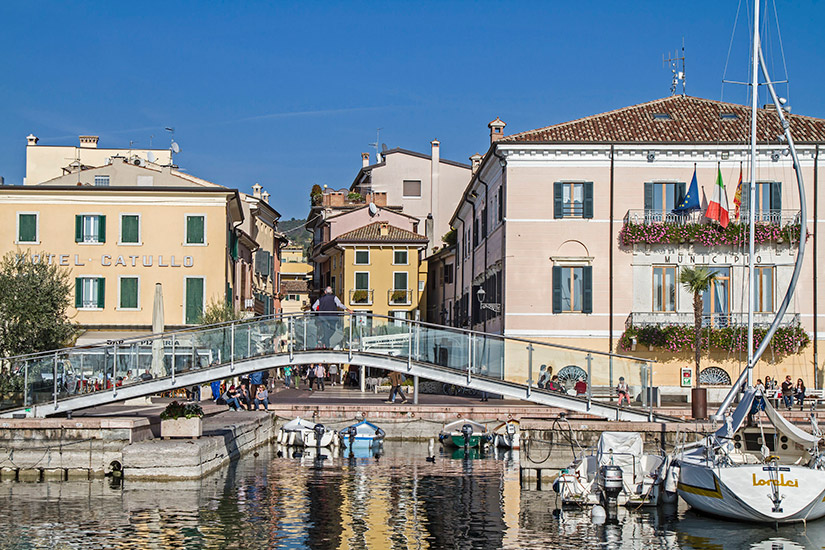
[334,222,428,244]
[281,280,309,293]
[502,96,825,144]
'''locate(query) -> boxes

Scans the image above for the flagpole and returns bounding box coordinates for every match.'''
[747,0,760,389]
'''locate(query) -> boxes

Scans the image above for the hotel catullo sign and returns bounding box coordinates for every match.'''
[19,253,196,268]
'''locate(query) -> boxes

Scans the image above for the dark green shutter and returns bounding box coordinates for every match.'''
[18,214,36,242]
[771,182,782,211]
[554,182,563,218]
[120,278,138,309]
[675,182,686,209]
[187,216,204,244]
[75,215,82,242]
[582,266,592,314]
[186,278,205,324]
[583,182,594,219]
[552,266,562,313]
[98,215,106,243]
[75,278,82,308]
[225,282,232,305]
[122,216,139,243]
[644,182,654,211]
[96,278,105,309]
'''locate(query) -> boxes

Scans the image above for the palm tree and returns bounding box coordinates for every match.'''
[679,266,717,388]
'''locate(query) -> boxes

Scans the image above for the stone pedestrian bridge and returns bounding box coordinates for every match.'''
[0,313,677,422]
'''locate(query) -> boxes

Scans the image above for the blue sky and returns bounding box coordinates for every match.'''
[1,1,823,219]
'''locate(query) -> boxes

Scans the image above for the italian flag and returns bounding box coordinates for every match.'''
[705,166,730,228]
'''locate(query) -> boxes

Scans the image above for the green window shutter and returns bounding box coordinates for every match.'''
[644,182,654,211]
[18,214,36,242]
[583,182,594,219]
[122,216,139,243]
[553,182,563,219]
[187,216,204,244]
[98,215,106,243]
[120,278,138,309]
[228,232,238,260]
[674,182,686,208]
[186,278,205,324]
[96,278,105,309]
[771,182,782,211]
[75,278,82,308]
[552,266,562,314]
[582,266,593,314]
[75,215,82,242]
[355,272,369,290]
[225,282,232,305]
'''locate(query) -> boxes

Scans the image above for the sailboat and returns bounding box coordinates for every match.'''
[674,1,825,523]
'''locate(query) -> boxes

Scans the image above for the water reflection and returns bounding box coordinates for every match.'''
[0,442,823,549]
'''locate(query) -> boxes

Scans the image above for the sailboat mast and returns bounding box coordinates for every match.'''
[747,0,760,388]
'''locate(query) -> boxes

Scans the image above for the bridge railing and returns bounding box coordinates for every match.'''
[0,313,652,412]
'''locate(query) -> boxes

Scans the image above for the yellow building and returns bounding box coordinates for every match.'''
[280,244,312,314]
[320,221,427,320]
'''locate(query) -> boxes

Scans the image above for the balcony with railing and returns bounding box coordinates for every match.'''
[621,209,802,247]
[388,289,412,306]
[626,311,801,330]
[349,289,374,306]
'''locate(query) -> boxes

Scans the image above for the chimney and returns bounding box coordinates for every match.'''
[261,190,270,204]
[379,222,390,237]
[79,135,99,148]
[252,182,263,198]
[488,117,506,144]
[361,152,370,168]
[470,153,483,175]
[26,134,39,146]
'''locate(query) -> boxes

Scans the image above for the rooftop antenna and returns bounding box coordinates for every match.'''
[369,128,383,161]
[149,134,154,148]
[165,127,180,163]
[663,38,686,96]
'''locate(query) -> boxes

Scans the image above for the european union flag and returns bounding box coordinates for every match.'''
[673,167,701,213]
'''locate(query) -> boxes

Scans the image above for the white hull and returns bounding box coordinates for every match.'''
[678,460,825,523]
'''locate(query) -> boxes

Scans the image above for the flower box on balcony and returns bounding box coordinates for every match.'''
[390,290,409,304]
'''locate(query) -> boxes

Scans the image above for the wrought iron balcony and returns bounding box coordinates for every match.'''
[388,289,412,306]
[626,311,801,329]
[623,209,800,226]
[349,289,374,306]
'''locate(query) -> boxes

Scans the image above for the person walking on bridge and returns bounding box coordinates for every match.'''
[312,286,352,348]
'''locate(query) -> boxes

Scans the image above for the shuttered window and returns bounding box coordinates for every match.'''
[75,215,106,243]
[553,182,594,219]
[186,215,205,244]
[119,277,139,309]
[17,213,37,243]
[120,215,140,244]
[75,277,105,309]
[185,277,205,324]
[552,266,592,313]
[403,180,422,198]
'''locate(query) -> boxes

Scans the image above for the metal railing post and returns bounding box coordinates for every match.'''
[53,352,58,409]
[289,317,294,362]
[408,321,413,372]
[303,316,307,351]
[247,325,251,359]
[467,333,473,384]
[230,321,235,372]
[526,344,533,398]
[23,361,28,407]
[171,335,177,384]
[647,362,654,422]
[348,313,353,362]
[113,344,118,398]
[586,353,592,411]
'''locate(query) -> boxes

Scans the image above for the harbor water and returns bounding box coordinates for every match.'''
[0,441,820,550]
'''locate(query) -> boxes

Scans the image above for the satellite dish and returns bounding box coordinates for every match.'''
[368,203,378,216]
[147,151,156,163]
[381,143,388,152]
[170,141,181,154]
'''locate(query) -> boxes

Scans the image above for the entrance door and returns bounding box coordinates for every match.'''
[702,267,730,328]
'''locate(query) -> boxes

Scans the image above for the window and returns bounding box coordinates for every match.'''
[444,263,454,284]
[354,249,370,265]
[498,191,503,222]
[652,266,676,312]
[94,175,110,187]
[393,272,408,290]
[741,182,782,222]
[403,180,422,198]
[652,113,672,121]
[552,266,592,313]
[75,277,105,309]
[702,267,730,328]
[756,266,774,313]
[75,215,106,243]
[355,272,369,290]
[185,277,204,324]
[554,182,593,219]
[120,214,140,244]
[720,112,739,120]
[393,250,408,265]
[185,215,205,245]
[392,310,408,327]
[419,280,425,292]
[119,277,139,309]
[481,207,488,237]
[472,218,479,248]
[17,213,38,243]
[331,276,336,294]
[644,182,686,215]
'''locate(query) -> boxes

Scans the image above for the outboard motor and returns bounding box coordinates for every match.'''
[461,424,474,448]
[313,423,327,450]
[599,464,624,507]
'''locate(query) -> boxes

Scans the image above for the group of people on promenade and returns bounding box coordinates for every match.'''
[210,371,271,412]
[755,375,807,411]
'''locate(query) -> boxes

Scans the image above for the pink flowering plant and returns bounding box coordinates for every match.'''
[619,324,809,360]
[619,221,803,247]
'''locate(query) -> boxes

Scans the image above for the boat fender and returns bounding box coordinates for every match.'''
[288,431,296,446]
[552,477,561,494]
[664,463,680,494]
[591,505,606,525]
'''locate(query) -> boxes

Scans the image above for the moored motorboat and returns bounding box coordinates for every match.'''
[553,431,665,507]
[277,417,336,448]
[438,419,491,448]
[338,420,385,447]
[492,419,520,450]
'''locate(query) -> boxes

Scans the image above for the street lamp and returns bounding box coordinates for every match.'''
[476,287,500,313]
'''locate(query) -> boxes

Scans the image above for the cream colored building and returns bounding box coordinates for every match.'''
[279,245,312,314]
[445,96,825,392]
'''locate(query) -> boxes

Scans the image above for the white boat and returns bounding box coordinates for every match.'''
[338,420,385,447]
[491,419,520,450]
[676,389,825,523]
[276,417,336,448]
[438,419,491,448]
[554,431,665,507]
[672,0,825,525]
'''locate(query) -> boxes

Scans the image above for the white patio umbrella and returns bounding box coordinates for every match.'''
[150,283,166,378]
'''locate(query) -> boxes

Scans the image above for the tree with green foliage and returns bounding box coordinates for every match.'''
[679,266,717,387]
[0,250,78,357]
[197,299,244,325]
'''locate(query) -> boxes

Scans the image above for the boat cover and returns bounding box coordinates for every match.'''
[346,420,384,438]
[764,395,821,447]
[596,432,643,476]
[443,419,486,433]
[282,417,318,431]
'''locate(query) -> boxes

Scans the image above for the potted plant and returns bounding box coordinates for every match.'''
[391,289,407,304]
[352,289,368,303]
[160,400,204,439]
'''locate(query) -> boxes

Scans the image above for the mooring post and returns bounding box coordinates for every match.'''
[526,344,533,398]
[586,353,592,411]
[414,375,419,404]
